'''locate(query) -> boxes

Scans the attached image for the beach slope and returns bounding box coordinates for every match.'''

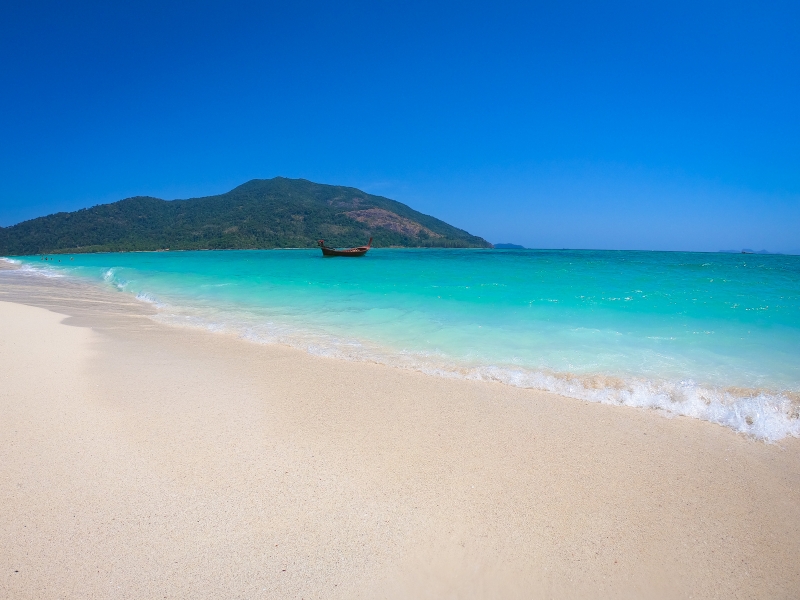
[1,276,799,598]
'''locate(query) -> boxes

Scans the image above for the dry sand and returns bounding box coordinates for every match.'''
[1,267,799,599]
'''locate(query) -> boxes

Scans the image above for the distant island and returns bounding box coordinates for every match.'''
[493,243,526,249]
[0,178,492,255]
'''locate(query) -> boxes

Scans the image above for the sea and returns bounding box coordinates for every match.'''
[5,249,800,441]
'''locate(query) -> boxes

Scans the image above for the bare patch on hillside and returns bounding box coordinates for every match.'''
[345,208,441,238]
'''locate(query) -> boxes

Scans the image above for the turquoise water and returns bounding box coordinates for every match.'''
[6,249,800,440]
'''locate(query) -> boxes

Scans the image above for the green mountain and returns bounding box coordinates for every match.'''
[0,178,491,255]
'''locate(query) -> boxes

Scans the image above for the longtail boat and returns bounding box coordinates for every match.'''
[317,238,372,257]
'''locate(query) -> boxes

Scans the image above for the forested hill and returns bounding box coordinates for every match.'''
[0,178,492,255]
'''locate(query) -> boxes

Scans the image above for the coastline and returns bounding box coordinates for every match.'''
[1,266,800,598]
[7,252,800,441]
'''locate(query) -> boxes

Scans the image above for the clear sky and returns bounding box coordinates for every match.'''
[1,1,798,252]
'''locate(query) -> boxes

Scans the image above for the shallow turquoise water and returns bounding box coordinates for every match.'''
[8,249,800,439]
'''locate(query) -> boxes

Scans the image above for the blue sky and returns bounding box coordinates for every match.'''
[1,1,798,252]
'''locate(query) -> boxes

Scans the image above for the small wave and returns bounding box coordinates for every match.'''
[139,304,800,442]
[102,268,127,290]
[135,292,165,308]
[449,366,799,442]
[0,260,65,278]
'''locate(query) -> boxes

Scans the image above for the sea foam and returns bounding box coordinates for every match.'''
[0,258,65,277]
[146,301,800,442]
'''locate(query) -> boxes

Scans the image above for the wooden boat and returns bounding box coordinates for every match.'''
[318,238,372,257]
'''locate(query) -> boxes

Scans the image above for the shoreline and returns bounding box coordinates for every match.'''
[1,265,800,598]
[4,257,799,442]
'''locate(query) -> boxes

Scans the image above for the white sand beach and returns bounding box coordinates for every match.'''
[1,269,799,599]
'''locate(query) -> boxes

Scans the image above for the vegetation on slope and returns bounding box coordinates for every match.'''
[0,178,492,255]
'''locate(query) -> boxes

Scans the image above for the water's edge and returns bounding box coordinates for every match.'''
[4,255,798,441]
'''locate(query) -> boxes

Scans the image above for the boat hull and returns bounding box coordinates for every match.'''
[318,237,372,257]
[320,247,369,257]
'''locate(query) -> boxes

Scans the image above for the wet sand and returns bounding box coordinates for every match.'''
[1,266,799,599]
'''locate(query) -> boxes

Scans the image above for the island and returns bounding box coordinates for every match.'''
[0,177,492,255]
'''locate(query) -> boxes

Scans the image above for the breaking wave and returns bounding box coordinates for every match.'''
[145,300,800,442]
[0,258,64,277]
[102,268,128,290]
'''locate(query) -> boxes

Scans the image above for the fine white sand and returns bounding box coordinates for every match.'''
[1,271,799,599]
